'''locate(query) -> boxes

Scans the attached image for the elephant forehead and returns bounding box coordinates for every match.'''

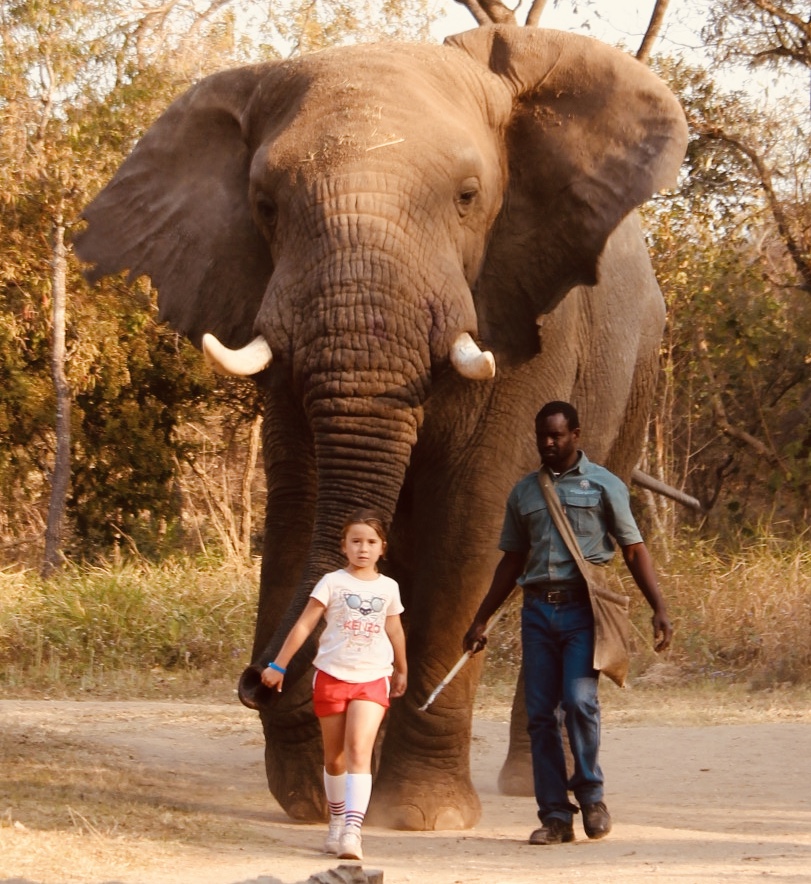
[248,45,495,170]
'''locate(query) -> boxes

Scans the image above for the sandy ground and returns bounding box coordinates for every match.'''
[1,694,810,884]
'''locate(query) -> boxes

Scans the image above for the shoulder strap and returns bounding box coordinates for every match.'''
[537,468,590,578]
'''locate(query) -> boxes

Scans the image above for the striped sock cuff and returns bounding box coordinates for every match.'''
[345,809,365,830]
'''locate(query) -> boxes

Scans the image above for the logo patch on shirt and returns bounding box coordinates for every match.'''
[579,480,591,490]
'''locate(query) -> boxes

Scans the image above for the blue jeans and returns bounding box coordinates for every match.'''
[521,593,603,824]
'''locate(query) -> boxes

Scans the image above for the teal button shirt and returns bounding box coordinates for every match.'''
[499,452,643,587]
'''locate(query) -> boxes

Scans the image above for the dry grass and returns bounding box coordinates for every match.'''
[481,532,811,690]
[1,531,809,701]
[0,557,258,698]
[653,532,811,686]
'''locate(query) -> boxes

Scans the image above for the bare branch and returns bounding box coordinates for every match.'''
[525,0,550,27]
[695,328,792,476]
[749,0,811,39]
[186,0,234,41]
[631,469,705,513]
[698,126,811,294]
[453,0,516,26]
[636,0,671,65]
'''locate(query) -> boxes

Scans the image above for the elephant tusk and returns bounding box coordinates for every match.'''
[202,333,273,377]
[450,332,496,380]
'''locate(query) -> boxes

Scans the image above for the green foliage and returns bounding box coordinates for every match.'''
[1,2,809,561]
[68,290,218,551]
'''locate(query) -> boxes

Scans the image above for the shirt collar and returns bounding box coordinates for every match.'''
[545,450,588,479]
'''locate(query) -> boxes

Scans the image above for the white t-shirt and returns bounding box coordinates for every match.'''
[310,569,404,683]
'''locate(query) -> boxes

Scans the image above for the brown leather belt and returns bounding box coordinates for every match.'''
[523,582,589,605]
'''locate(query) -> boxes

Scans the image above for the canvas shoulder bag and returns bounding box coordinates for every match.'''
[537,468,631,687]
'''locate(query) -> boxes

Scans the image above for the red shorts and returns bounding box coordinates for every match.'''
[312,670,391,717]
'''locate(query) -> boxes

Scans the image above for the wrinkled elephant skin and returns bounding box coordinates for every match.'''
[74,25,687,830]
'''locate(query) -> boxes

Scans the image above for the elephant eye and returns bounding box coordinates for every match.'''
[255,196,278,231]
[455,180,479,218]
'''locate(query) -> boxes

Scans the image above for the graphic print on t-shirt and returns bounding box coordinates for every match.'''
[342,591,385,648]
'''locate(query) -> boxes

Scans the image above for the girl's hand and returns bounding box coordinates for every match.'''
[390,670,407,699]
[261,665,285,692]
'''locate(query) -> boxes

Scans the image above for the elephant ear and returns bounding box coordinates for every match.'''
[446,25,688,338]
[74,65,275,349]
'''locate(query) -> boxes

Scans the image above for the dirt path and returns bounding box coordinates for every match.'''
[1,697,810,883]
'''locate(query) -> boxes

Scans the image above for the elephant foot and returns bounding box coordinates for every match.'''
[265,733,327,821]
[366,769,481,830]
[498,753,535,797]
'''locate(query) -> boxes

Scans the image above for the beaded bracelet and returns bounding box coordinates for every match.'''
[266,661,287,674]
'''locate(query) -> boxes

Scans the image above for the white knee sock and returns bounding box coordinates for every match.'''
[323,769,346,822]
[344,772,372,833]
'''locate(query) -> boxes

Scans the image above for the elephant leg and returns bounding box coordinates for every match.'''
[367,664,485,830]
[244,378,328,821]
[498,665,534,795]
[258,675,327,821]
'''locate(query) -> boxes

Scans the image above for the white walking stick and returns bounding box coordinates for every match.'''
[418,605,507,712]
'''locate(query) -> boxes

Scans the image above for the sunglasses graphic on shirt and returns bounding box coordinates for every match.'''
[343,594,385,616]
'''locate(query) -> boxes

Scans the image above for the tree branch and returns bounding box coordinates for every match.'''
[695,327,792,477]
[631,469,705,513]
[525,0,550,27]
[749,0,811,37]
[698,126,811,294]
[636,0,671,65]
[453,0,516,26]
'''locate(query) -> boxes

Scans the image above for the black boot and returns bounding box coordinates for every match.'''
[582,801,612,839]
[528,817,575,845]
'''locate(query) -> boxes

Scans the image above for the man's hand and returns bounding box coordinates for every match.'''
[463,551,525,654]
[652,609,673,652]
[463,621,488,654]
[622,542,673,653]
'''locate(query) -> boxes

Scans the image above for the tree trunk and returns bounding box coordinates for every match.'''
[42,216,70,577]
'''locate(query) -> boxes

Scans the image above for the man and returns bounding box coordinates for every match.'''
[463,401,672,845]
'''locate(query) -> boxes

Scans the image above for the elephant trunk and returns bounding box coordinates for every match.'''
[238,399,419,710]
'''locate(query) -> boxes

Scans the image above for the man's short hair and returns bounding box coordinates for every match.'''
[535,401,580,431]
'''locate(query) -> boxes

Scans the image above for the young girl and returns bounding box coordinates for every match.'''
[260,508,407,861]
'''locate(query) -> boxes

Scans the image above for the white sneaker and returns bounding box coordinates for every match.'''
[324,820,343,855]
[338,829,363,861]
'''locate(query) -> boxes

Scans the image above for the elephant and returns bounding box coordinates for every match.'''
[75,24,687,831]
